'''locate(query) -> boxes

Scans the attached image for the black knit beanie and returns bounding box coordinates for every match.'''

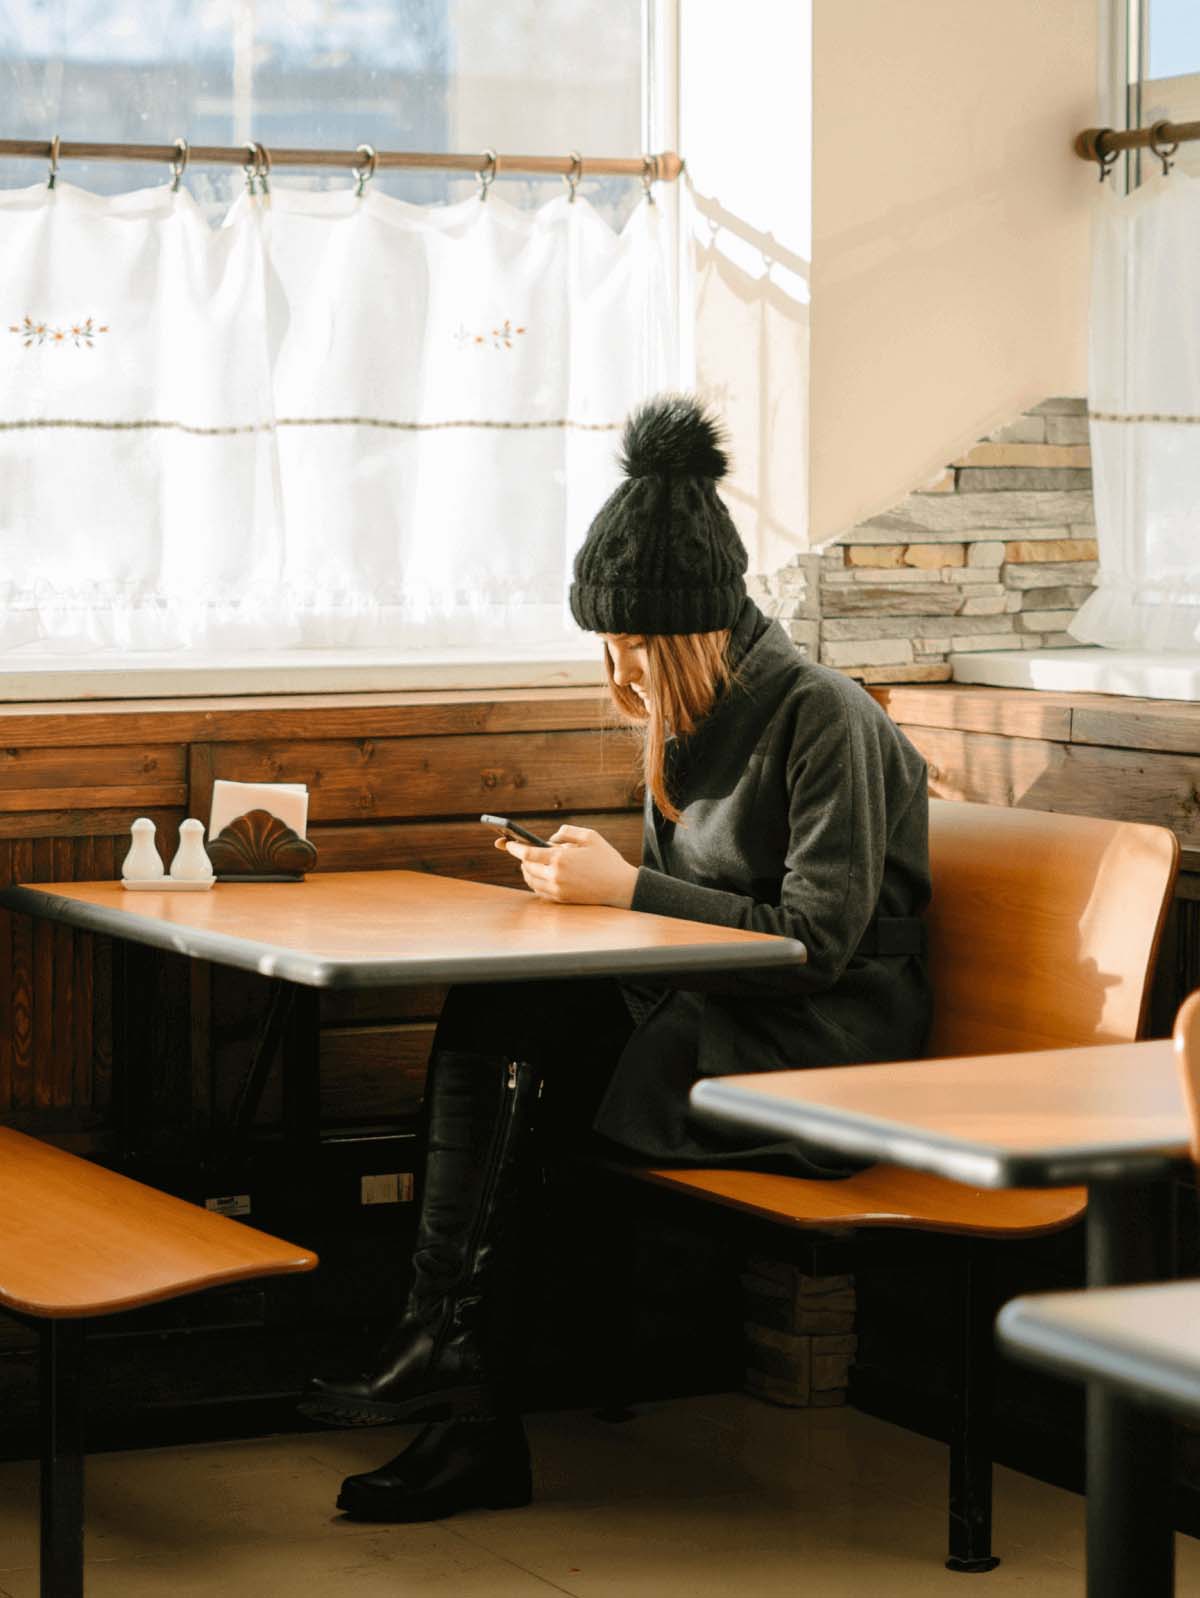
[569,393,748,635]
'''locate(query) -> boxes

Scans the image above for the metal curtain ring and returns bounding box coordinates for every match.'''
[477,147,497,201]
[170,137,189,194]
[564,150,582,203]
[354,143,377,198]
[641,153,657,204]
[1092,127,1120,183]
[1149,119,1179,176]
[254,141,271,195]
[47,133,60,190]
[243,141,260,194]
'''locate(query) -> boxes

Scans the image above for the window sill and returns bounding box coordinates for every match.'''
[0,649,605,703]
[950,647,1200,703]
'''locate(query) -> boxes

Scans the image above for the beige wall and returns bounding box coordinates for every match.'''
[810,0,1097,546]
[682,0,813,578]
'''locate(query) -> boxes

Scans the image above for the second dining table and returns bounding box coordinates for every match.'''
[690,1041,1191,1598]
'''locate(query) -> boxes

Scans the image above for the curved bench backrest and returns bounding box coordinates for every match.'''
[926,799,1179,1057]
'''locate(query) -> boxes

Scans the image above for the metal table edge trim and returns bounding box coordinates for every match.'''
[689,1078,1185,1190]
[0,884,807,991]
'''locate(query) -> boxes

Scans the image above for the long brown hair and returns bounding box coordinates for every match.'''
[605,631,732,823]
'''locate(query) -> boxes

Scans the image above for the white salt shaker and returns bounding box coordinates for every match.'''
[169,818,215,882]
[122,817,165,882]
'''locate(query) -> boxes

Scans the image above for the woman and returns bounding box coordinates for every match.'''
[309,394,932,1522]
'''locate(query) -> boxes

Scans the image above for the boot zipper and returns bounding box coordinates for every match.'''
[438,1060,524,1346]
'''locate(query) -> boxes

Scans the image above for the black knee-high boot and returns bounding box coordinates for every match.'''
[306,1049,541,1426]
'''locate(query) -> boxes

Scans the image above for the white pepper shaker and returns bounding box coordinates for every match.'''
[122,817,165,882]
[169,818,215,882]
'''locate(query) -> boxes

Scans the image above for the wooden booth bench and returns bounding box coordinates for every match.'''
[620,798,1179,1573]
[0,1128,316,1598]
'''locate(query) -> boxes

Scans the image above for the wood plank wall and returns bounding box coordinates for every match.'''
[0,680,1196,1148]
[869,684,1200,871]
[869,683,1200,1034]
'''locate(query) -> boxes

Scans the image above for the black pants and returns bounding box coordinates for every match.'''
[432,977,635,1153]
[432,976,866,1175]
[428,980,639,1398]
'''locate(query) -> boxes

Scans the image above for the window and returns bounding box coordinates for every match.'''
[0,2,666,680]
[1110,0,1200,184]
[1,2,644,224]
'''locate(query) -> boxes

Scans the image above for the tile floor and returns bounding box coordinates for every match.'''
[1,1396,1197,1596]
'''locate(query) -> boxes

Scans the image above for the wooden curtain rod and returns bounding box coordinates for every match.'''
[0,138,683,182]
[1076,122,1200,166]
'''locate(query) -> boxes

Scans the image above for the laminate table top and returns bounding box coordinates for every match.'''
[690,1039,1188,1188]
[0,872,807,991]
[997,1281,1200,1422]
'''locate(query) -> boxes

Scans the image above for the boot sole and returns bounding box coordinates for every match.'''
[299,1384,492,1428]
[336,1479,532,1523]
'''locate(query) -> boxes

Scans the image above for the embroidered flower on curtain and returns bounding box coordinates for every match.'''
[453,319,527,351]
[9,315,109,348]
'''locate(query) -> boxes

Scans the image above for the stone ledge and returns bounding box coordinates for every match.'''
[862,490,1096,539]
[954,443,1090,468]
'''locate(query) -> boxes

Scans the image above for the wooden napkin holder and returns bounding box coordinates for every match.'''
[206,809,319,882]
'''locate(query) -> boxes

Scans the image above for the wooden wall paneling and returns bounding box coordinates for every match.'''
[189,961,213,1133]
[320,1023,436,1123]
[0,744,185,791]
[91,836,115,1114]
[0,688,614,750]
[52,835,74,1110]
[73,838,94,1111]
[187,744,215,829]
[10,839,33,1112]
[0,785,189,814]
[32,838,55,1111]
[147,950,201,1149]
[0,842,10,1114]
[0,812,184,1137]
[209,967,284,1132]
[204,729,642,823]
[0,807,185,840]
[321,985,449,1027]
[312,812,646,883]
[901,724,1200,846]
[870,685,1075,741]
[1071,702,1200,757]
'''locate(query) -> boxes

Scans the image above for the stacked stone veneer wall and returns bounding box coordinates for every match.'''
[751,398,1097,685]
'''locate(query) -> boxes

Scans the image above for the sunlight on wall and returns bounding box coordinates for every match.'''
[680,0,812,579]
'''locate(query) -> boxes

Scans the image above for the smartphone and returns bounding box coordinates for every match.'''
[480,814,552,849]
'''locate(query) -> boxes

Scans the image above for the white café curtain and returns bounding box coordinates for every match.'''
[1074,175,1200,651]
[0,179,677,653]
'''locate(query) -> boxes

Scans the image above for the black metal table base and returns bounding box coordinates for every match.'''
[1084,1178,1176,1598]
[946,1240,1001,1573]
[39,1318,86,1598]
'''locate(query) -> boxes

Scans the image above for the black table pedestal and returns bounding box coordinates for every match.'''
[1085,1178,1175,1598]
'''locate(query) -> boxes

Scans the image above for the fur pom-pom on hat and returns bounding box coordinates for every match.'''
[620,393,730,481]
[569,391,748,636]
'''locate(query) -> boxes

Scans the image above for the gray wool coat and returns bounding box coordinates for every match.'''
[593,599,933,1171]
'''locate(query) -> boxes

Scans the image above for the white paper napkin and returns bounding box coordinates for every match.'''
[209,779,309,841]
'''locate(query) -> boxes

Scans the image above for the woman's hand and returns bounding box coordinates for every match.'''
[496,824,638,908]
